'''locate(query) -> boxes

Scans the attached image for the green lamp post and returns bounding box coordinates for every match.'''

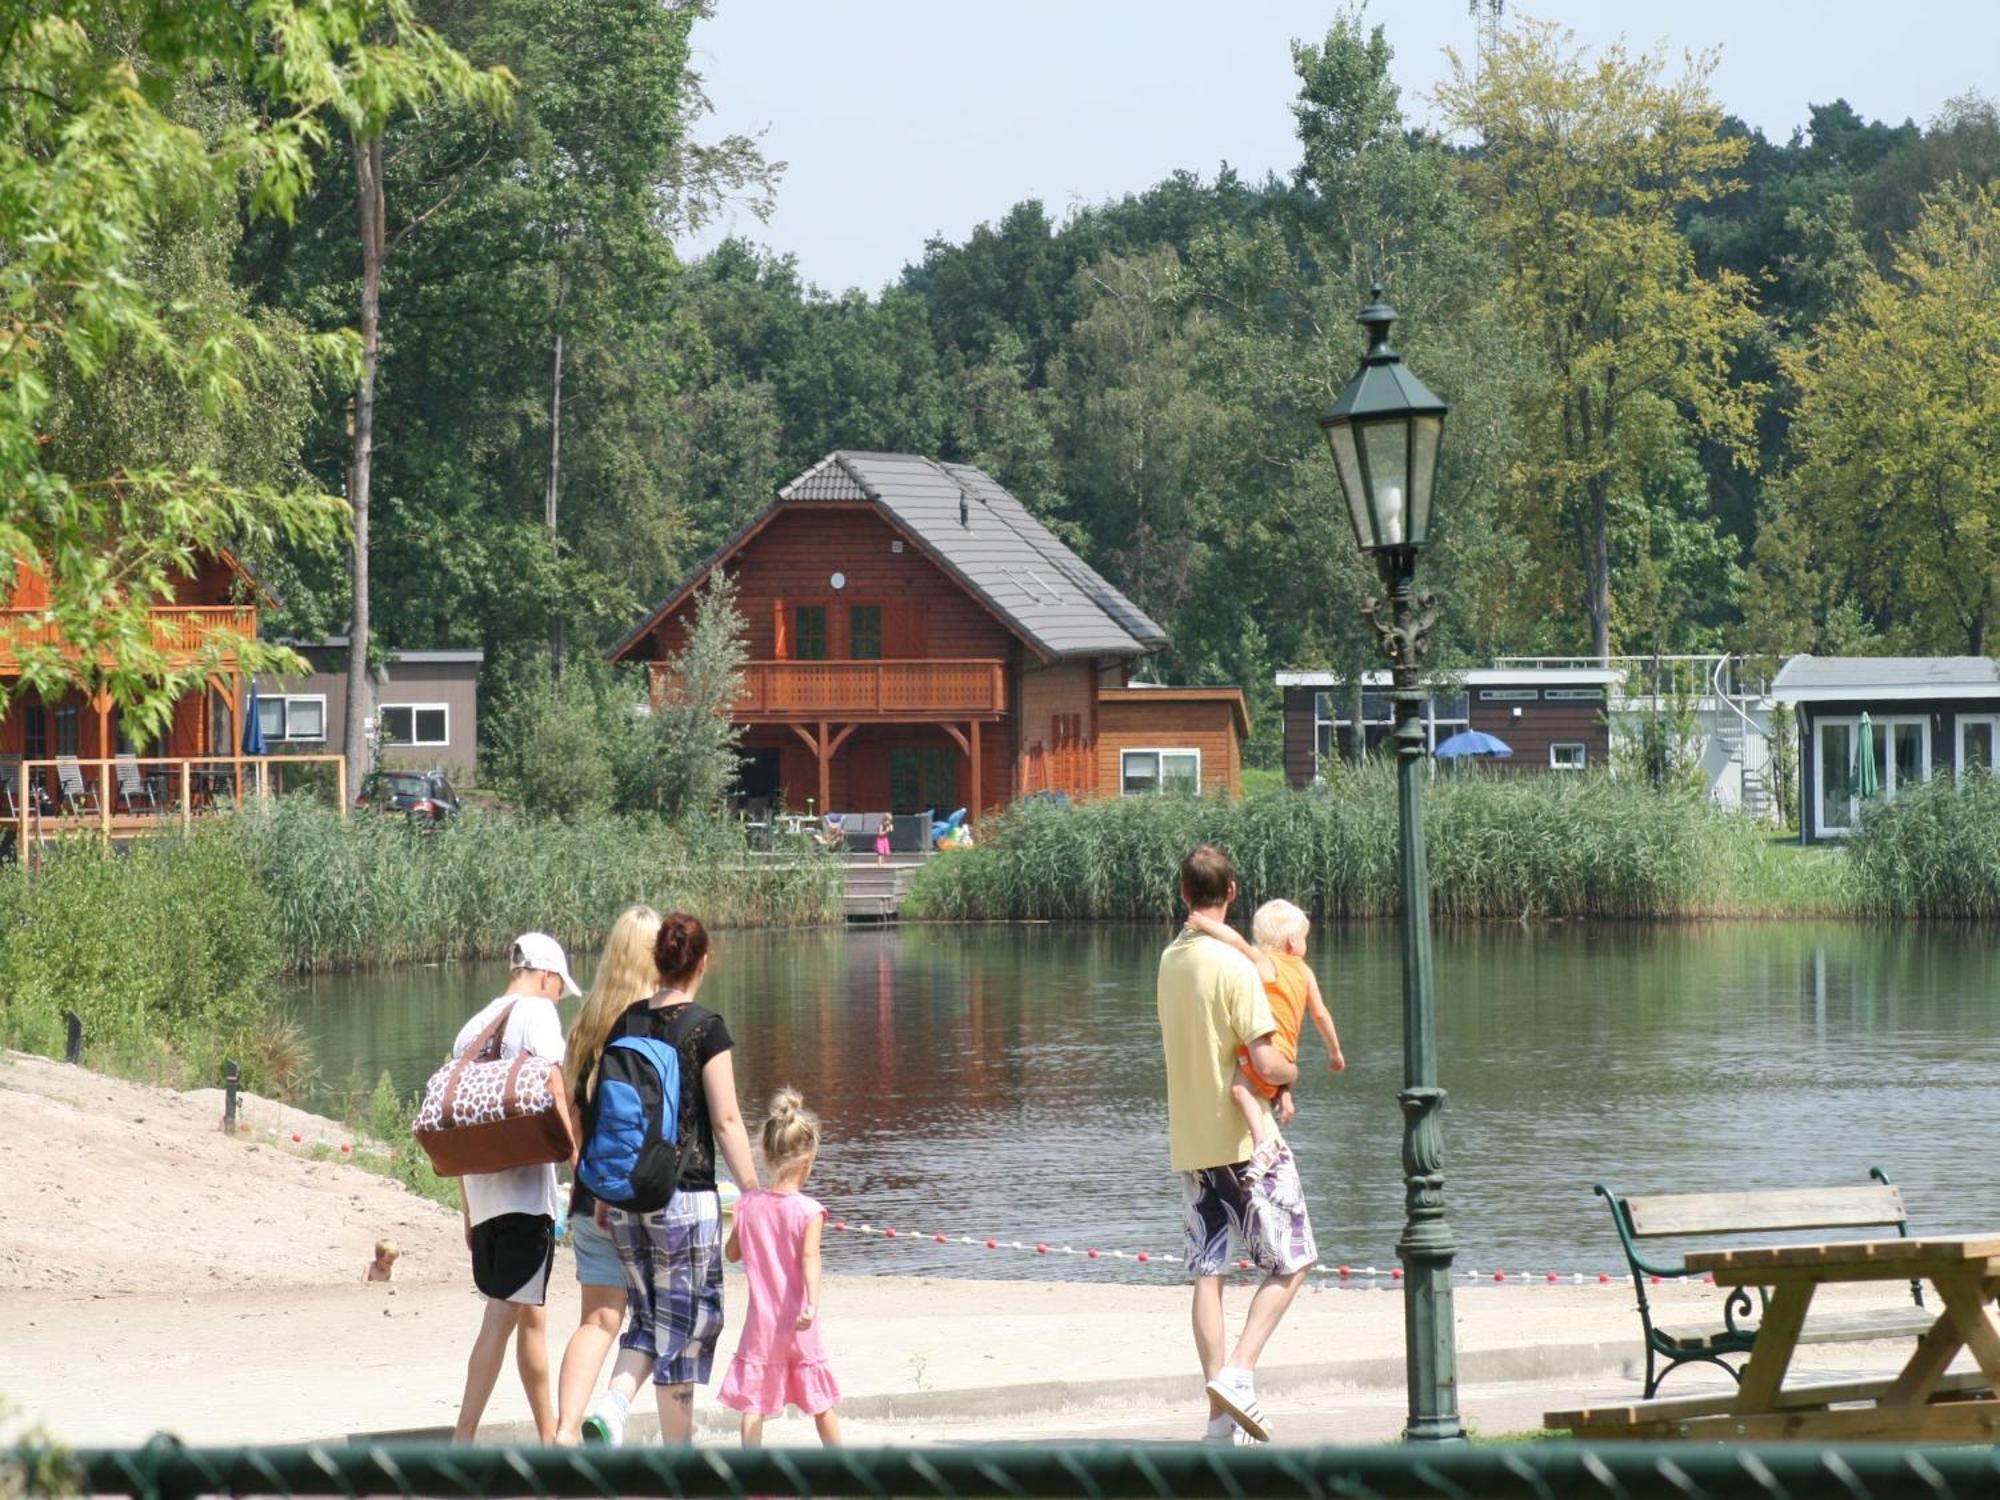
[1318,284,1462,1444]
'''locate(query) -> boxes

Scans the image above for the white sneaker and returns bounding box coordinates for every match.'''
[1204,1368,1271,1442]
[580,1392,627,1447]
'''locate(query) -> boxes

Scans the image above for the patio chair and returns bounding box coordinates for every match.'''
[114,754,160,814]
[55,756,99,816]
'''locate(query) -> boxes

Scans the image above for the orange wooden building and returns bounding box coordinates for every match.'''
[612,452,1248,820]
[0,552,259,770]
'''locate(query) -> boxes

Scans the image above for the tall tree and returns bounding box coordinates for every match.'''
[1437,21,1762,660]
[1776,184,2000,653]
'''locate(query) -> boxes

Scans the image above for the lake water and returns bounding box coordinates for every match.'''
[290,922,2000,1281]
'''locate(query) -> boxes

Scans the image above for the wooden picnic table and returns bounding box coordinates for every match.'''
[1550,1235,2000,1442]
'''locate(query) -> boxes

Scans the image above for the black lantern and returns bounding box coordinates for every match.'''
[1318,285,1447,553]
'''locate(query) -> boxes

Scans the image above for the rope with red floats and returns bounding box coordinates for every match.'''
[821,1219,1713,1288]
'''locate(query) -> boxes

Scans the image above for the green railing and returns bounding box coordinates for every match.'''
[15,1441,2000,1500]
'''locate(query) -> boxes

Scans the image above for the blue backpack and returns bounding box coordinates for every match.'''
[577,1036,683,1213]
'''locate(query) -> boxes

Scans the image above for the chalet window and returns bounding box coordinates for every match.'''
[849,604,883,660]
[888,746,958,812]
[1549,742,1587,770]
[22,703,46,761]
[1958,715,2000,782]
[1122,748,1200,795]
[792,605,828,661]
[260,695,326,743]
[54,703,80,757]
[381,703,449,747]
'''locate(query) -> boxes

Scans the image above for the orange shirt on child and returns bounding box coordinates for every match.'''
[1235,952,1311,1099]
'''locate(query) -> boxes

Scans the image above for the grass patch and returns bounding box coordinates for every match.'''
[906,770,1852,922]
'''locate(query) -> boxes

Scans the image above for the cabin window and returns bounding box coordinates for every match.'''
[1313,689,1468,773]
[380,703,449,747]
[849,605,883,660]
[1549,742,1587,770]
[1121,748,1200,795]
[792,605,828,661]
[22,702,46,761]
[1813,714,1929,836]
[54,703,80,757]
[1958,715,2000,782]
[260,694,326,743]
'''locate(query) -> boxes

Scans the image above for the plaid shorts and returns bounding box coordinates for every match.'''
[1182,1143,1318,1279]
[609,1189,724,1386]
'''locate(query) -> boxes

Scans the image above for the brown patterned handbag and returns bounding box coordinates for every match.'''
[413,1002,576,1176]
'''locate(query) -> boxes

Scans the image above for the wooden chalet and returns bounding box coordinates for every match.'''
[0,552,343,839]
[612,452,1248,820]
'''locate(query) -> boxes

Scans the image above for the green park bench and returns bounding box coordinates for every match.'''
[1594,1170,1932,1399]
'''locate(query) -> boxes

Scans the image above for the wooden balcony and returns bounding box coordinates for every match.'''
[0,606,258,671]
[653,658,1008,720]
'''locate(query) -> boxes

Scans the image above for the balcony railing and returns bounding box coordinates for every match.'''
[654,658,1008,718]
[0,606,258,670]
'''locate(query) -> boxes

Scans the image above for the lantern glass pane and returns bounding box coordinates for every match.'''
[1326,423,1374,551]
[1360,419,1412,548]
[1407,413,1442,546]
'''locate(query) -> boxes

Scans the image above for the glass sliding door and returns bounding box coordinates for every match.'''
[1818,720,1855,836]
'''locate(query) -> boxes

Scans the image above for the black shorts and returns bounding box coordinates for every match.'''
[470,1213,555,1305]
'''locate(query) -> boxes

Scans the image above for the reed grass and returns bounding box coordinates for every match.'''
[904,768,1842,922]
[227,798,843,972]
[1848,773,2000,918]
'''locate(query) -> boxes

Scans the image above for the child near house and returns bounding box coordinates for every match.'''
[719,1088,842,1448]
[874,812,893,865]
[1183,900,1345,1171]
[364,1238,400,1282]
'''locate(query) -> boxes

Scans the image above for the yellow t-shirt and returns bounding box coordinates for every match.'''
[1157,930,1279,1173]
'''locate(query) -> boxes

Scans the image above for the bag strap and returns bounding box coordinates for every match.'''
[441,1002,517,1117]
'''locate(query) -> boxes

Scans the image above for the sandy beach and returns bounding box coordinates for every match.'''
[0,1049,1937,1448]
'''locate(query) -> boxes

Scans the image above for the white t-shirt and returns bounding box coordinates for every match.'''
[452,993,566,1226]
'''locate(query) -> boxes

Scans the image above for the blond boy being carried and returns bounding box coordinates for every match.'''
[1184,900,1344,1169]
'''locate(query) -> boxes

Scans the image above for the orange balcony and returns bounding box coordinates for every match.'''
[0,606,257,672]
[652,658,1008,720]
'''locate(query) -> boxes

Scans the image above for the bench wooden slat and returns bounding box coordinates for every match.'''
[1685,1235,2000,1273]
[1655,1304,1935,1353]
[1623,1185,1906,1237]
[1545,1366,1994,1429]
[1569,1395,2000,1444]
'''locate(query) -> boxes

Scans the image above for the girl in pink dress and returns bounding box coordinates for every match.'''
[719,1088,841,1446]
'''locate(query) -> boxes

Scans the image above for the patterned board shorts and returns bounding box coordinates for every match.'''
[1182,1142,1318,1279]
[609,1189,724,1386]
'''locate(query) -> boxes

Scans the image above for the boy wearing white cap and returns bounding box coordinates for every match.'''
[451,932,581,1442]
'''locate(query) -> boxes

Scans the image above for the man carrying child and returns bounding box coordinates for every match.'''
[1157,845,1318,1446]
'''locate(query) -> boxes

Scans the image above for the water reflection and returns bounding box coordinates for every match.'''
[291,922,2000,1280]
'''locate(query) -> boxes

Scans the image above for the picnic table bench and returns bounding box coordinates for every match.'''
[1592,1172,1932,1398]
[1549,1234,2000,1442]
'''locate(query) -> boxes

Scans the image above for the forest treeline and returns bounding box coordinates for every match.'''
[11,3,2000,770]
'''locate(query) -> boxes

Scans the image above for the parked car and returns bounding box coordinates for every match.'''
[355,769,460,824]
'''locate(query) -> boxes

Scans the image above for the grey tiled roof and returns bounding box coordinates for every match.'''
[834,452,1166,658]
[612,452,1166,662]
[1771,654,2000,699]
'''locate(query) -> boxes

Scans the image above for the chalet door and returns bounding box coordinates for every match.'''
[735,747,781,801]
[888,747,958,814]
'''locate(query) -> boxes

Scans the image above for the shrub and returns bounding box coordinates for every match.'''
[0,832,280,1086]
[906,770,1816,922]
[1849,773,2000,918]
[229,797,840,971]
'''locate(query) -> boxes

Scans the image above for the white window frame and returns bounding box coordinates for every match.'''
[258,693,327,743]
[1544,689,1605,702]
[1479,688,1539,702]
[1813,714,1930,837]
[1549,742,1587,770]
[1957,715,2000,783]
[1120,747,1202,796]
[379,701,450,748]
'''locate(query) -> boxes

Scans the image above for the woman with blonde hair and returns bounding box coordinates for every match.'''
[552,904,661,1445]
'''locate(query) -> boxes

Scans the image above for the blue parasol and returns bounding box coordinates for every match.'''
[241,686,268,755]
[1434,729,1513,760]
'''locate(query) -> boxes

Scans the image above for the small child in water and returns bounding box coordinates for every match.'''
[1184,899,1345,1165]
[720,1088,842,1448]
[364,1238,400,1282]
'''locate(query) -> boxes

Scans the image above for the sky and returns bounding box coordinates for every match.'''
[677,1,2000,295]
